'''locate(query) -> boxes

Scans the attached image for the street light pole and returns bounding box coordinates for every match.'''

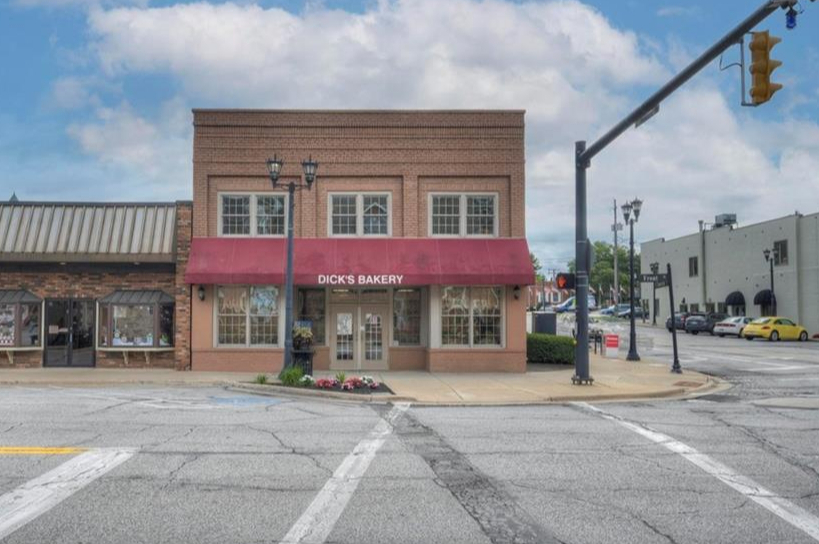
[764,248,777,316]
[622,198,642,362]
[267,155,319,371]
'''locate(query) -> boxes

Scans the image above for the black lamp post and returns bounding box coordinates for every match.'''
[650,261,659,325]
[763,247,777,316]
[267,154,319,370]
[621,197,642,361]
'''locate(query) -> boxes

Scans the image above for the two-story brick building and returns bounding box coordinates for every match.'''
[184,110,535,372]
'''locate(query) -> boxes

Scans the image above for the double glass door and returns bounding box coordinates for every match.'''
[330,304,387,370]
[45,299,95,367]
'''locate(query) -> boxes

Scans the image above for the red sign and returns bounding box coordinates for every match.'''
[605,335,619,348]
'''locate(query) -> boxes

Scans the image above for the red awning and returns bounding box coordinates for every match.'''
[185,238,535,286]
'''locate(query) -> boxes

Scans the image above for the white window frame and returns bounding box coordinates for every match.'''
[217,192,288,238]
[213,285,283,348]
[327,192,392,237]
[428,193,499,238]
[438,286,505,349]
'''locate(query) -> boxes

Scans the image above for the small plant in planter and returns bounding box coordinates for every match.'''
[292,327,314,351]
[278,366,304,386]
[335,371,347,384]
[254,374,269,385]
[299,375,315,387]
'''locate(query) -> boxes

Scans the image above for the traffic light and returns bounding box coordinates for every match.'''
[749,30,783,105]
[556,273,575,290]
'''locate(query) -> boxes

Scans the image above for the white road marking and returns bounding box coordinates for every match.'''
[0,448,136,540]
[574,402,819,542]
[281,402,411,544]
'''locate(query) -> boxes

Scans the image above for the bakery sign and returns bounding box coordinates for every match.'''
[318,274,405,286]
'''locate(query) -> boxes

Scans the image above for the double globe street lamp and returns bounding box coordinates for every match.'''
[266,154,319,370]
[621,197,643,362]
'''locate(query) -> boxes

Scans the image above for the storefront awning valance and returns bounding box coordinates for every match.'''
[0,289,41,304]
[725,291,745,306]
[100,290,174,304]
[753,289,774,305]
[185,238,535,286]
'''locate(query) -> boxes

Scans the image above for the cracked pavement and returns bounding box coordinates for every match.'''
[0,380,817,543]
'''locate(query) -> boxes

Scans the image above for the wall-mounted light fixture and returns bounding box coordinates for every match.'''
[197,285,206,301]
[513,285,521,300]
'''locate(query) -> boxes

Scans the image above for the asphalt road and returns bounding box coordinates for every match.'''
[1,382,818,544]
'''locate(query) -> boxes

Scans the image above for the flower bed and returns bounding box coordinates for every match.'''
[257,368,393,395]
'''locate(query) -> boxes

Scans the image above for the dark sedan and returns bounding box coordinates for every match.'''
[666,312,690,331]
[684,313,729,335]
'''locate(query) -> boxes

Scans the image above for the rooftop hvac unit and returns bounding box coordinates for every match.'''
[714,214,737,228]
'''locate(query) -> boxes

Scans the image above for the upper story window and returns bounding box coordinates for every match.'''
[329,193,391,237]
[430,194,498,237]
[773,240,788,266]
[688,256,698,277]
[220,194,286,237]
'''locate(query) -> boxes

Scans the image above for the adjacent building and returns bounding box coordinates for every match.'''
[641,212,819,335]
[0,201,192,368]
[184,110,535,373]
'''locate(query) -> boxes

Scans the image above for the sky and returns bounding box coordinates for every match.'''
[1,0,818,271]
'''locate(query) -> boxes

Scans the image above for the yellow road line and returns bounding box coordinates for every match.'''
[0,447,87,455]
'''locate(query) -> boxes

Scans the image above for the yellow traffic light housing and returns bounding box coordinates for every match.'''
[748,31,783,105]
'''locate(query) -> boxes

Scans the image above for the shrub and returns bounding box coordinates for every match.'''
[254,374,269,385]
[527,333,575,365]
[279,366,304,386]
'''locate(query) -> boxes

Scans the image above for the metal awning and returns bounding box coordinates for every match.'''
[0,290,41,304]
[725,291,745,306]
[753,289,773,305]
[99,290,174,305]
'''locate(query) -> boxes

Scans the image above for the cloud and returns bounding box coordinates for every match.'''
[33,0,819,271]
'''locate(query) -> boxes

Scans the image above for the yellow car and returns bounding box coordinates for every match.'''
[743,317,809,342]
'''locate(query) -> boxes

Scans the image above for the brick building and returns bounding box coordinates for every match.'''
[185,110,535,372]
[0,201,192,369]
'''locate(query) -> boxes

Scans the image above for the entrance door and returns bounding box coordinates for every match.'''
[330,304,388,371]
[45,299,95,367]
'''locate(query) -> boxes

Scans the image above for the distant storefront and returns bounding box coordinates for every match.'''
[0,201,191,369]
[185,110,535,372]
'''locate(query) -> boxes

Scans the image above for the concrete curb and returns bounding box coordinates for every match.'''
[227,383,417,404]
[227,376,722,407]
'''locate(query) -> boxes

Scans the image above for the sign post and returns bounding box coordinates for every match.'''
[666,264,682,374]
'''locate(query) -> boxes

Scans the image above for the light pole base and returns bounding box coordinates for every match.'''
[626,352,641,362]
[571,375,594,385]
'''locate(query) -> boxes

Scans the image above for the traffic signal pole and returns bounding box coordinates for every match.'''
[572,0,798,385]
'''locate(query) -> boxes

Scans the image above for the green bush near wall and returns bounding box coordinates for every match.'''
[526,333,575,365]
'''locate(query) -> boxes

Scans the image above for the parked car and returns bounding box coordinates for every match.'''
[713,316,754,337]
[666,312,690,332]
[617,306,645,319]
[601,303,629,316]
[743,317,810,341]
[684,313,729,335]
[554,295,598,313]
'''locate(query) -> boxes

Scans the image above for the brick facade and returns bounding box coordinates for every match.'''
[190,110,531,373]
[0,202,192,370]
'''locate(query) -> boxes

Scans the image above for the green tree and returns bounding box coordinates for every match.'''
[567,241,640,305]
[530,252,545,283]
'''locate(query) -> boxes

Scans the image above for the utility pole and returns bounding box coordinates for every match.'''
[612,199,621,305]
[572,0,800,385]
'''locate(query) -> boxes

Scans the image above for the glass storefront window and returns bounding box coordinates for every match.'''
[159,304,174,347]
[217,286,279,347]
[471,287,502,345]
[441,286,469,345]
[99,305,109,347]
[394,289,421,345]
[20,304,40,347]
[112,305,154,347]
[441,286,502,347]
[0,305,15,347]
[298,289,326,345]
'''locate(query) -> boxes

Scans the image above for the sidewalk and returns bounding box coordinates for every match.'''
[0,354,720,405]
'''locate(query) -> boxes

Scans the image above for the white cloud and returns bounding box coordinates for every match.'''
[656,6,700,18]
[43,0,819,269]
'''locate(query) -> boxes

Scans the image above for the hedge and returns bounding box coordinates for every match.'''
[527,333,575,365]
